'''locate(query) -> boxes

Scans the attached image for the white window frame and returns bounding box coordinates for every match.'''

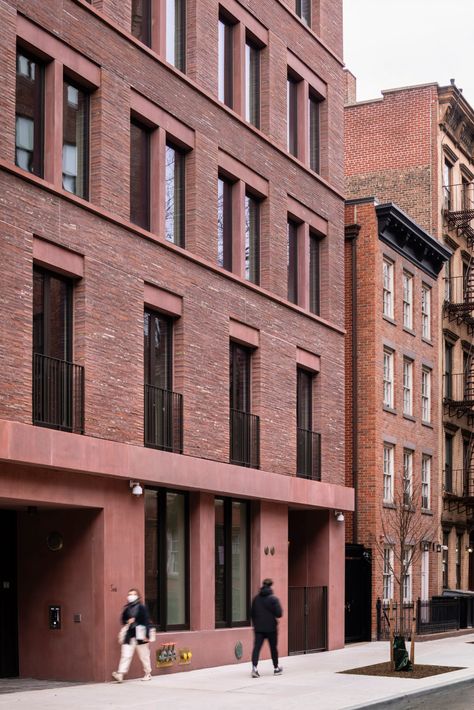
[383,258,394,318]
[421,367,431,422]
[421,284,431,339]
[383,348,394,408]
[403,546,413,603]
[403,449,413,504]
[383,546,394,602]
[421,454,431,510]
[402,271,413,329]
[383,444,394,503]
[403,358,413,416]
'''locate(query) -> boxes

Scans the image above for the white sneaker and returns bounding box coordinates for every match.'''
[141,674,152,681]
[112,671,123,683]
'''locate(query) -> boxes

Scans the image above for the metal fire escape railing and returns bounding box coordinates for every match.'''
[443,183,474,247]
[443,373,474,418]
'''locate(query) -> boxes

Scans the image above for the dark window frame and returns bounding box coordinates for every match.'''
[145,486,190,632]
[245,34,261,129]
[62,76,90,200]
[229,341,251,413]
[166,0,187,72]
[296,0,312,26]
[244,190,260,285]
[15,47,45,178]
[218,13,234,108]
[165,140,186,248]
[33,266,73,361]
[131,0,152,46]
[144,308,173,390]
[214,496,251,628]
[287,218,299,304]
[309,230,320,315]
[218,174,233,271]
[287,72,299,157]
[297,367,313,431]
[130,117,151,230]
[308,90,321,174]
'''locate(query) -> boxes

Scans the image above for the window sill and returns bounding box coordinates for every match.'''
[403,326,416,337]
[421,508,434,516]
[421,420,433,429]
[383,502,396,510]
[383,405,397,415]
[403,413,416,422]
[422,337,433,347]
[383,315,396,326]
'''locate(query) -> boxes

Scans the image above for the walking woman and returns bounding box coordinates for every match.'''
[112,588,152,682]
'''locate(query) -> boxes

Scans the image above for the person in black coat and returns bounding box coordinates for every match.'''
[250,578,283,677]
[112,588,152,682]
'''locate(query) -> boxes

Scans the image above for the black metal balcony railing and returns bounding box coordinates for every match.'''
[444,276,474,313]
[144,384,183,453]
[444,468,467,497]
[443,374,474,419]
[297,428,321,481]
[33,353,84,434]
[443,183,474,246]
[230,409,260,468]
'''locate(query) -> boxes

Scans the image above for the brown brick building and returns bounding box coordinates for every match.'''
[0,0,351,681]
[345,76,474,638]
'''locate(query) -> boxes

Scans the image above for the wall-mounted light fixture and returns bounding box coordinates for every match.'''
[129,480,143,497]
[334,510,344,522]
[466,546,473,554]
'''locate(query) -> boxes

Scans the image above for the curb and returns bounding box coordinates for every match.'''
[346,674,474,709]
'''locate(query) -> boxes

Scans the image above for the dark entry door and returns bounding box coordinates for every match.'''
[345,544,372,643]
[0,511,19,677]
[288,586,327,654]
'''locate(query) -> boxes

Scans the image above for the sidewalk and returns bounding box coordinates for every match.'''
[1,634,473,710]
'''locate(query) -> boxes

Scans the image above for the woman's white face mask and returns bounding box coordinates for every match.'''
[127,594,138,603]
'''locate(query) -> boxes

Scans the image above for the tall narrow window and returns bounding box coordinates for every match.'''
[230,342,251,414]
[309,92,320,173]
[144,310,173,391]
[421,454,431,510]
[297,368,319,480]
[456,533,462,589]
[217,176,232,270]
[402,271,413,329]
[131,0,151,46]
[402,546,412,602]
[244,193,260,284]
[33,268,72,362]
[62,81,89,199]
[230,342,258,468]
[145,488,188,631]
[15,50,44,176]
[383,444,394,503]
[166,0,186,71]
[245,40,260,128]
[382,258,393,318]
[297,368,312,432]
[443,158,452,211]
[383,348,394,408]
[403,358,413,416]
[445,257,452,302]
[442,531,449,588]
[296,0,311,26]
[421,367,431,422]
[165,143,185,247]
[403,449,413,505]
[309,232,320,315]
[287,74,298,156]
[445,433,453,493]
[444,340,453,399]
[421,284,431,339]
[287,219,298,304]
[218,16,233,107]
[215,498,249,627]
[383,546,394,601]
[130,120,150,230]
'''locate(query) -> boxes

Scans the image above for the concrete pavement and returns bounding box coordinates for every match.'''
[0,634,473,710]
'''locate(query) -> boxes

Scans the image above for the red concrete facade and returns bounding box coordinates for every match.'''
[0,0,350,681]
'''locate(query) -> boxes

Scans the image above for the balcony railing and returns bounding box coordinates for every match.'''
[443,183,474,245]
[230,409,260,468]
[297,428,321,481]
[444,276,474,313]
[144,385,183,453]
[443,373,474,418]
[33,353,84,434]
[444,468,474,502]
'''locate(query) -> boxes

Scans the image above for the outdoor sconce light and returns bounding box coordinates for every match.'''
[441,544,449,551]
[434,543,442,553]
[334,510,344,522]
[129,480,143,497]
[420,541,430,552]
[466,546,473,554]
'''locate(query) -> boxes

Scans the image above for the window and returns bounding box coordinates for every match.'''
[287,74,298,156]
[383,546,394,601]
[230,342,258,467]
[308,92,321,173]
[382,258,393,318]
[444,341,453,399]
[144,310,173,391]
[166,0,186,71]
[33,267,72,361]
[402,271,413,329]
[442,531,449,588]
[421,284,431,339]
[421,367,431,422]
[383,444,394,503]
[130,119,150,229]
[145,488,188,630]
[297,368,313,432]
[403,449,413,505]
[15,50,44,176]
[421,455,431,510]
[296,0,311,26]
[218,16,233,107]
[244,192,260,284]
[245,39,260,128]
[217,176,233,270]
[443,158,452,211]
[309,231,320,315]
[165,143,185,247]
[403,358,413,416]
[444,257,452,302]
[215,498,249,627]
[456,533,462,589]
[402,546,413,603]
[131,0,151,46]
[62,81,89,198]
[230,342,251,414]
[287,219,298,304]
[383,348,394,408]
[445,433,453,493]
[297,368,319,479]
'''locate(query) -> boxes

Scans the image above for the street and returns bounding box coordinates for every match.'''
[371,679,474,709]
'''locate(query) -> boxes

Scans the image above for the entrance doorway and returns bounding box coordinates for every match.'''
[0,511,19,677]
[345,544,371,643]
[288,586,327,654]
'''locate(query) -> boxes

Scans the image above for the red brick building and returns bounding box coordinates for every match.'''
[0,0,351,681]
[345,75,474,638]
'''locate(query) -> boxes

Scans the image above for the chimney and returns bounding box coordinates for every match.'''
[344,69,357,104]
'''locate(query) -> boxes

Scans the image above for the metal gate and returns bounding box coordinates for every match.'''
[288,586,327,654]
[345,544,372,643]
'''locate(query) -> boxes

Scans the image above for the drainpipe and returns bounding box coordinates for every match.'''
[345,223,361,544]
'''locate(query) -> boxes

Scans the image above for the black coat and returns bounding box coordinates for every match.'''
[251,586,283,633]
[121,601,151,645]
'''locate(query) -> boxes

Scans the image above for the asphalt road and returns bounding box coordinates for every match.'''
[372,679,474,709]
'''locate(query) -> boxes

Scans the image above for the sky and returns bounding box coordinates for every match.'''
[343,0,474,108]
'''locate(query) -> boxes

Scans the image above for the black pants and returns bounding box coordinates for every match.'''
[252,631,278,668]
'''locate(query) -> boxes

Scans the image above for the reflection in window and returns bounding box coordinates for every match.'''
[165,143,185,247]
[245,193,260,284]
[15,51,44,176]
[62,81,89,198]
[215,497,249,627]
[287,75,298,156]
[296,0,311,26]
[130,120,150,230]
[245,40,260,128]
[309,93,320,173]
[309,232,320,315]
[287,219,298,304]
[218,17,233,107]
[166,0,186,71]
[132,0,151,46]
[218,176,232,270]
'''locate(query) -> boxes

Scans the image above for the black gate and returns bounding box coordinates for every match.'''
[0,511,19,677]
[288,586,327,654]
[345,544,372,643]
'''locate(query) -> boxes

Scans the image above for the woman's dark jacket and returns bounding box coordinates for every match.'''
[250,586,283,633]
[121,601,151,645]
